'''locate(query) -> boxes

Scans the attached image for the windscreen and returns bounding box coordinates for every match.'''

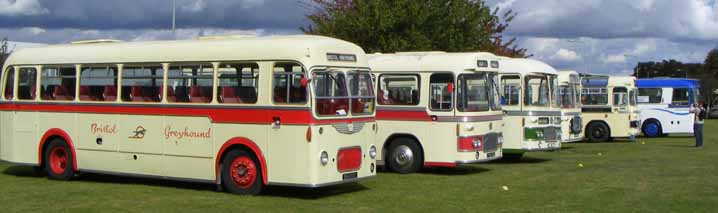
[457,73,490,112]
[524,75,550,107]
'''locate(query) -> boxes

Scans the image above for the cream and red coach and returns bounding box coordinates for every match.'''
[0,35,377,195]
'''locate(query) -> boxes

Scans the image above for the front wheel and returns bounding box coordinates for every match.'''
[221,149,264,195]
[44,138,75,180]
[642,121,662,138]
[587,122,611,142]
[387,138,423,174]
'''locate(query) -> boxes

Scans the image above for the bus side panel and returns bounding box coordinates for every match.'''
[162,116,216,181]
[74,113,118,172]
[502,115,523,150]
[1,111,13,162]
[375,120,427,163]
[267,124,310,184]
[423,122,457,163]
[12,110,39,164]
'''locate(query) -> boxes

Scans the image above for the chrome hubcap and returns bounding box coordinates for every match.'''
[393,145,414,168]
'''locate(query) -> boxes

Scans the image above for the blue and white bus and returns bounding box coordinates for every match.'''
[636,78,701,137]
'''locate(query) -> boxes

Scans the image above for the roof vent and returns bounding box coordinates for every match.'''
[70,39,123,44]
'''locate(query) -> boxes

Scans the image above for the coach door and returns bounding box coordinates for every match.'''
[13,67,40,163]
[425,73,455,162]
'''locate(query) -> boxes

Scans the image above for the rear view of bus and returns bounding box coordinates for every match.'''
[558,71,584,142]
[580,75,640,142]
[499,58,562,159]
[369,52,504,174]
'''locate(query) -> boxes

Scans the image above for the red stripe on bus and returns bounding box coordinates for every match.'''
[39,128,79,172]
[423,162,457,167]
[0,103,374,125]
[376,110,433,121]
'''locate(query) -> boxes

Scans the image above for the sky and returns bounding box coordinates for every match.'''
[1,0,718,75]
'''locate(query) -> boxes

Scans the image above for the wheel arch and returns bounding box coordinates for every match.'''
[39,128,78,172]
[382,133,424,162]
[215,137,268,185]
[585,120,611,139]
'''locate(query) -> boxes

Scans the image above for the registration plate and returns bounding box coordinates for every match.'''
[342,172,358,180]
[487,152,496,158]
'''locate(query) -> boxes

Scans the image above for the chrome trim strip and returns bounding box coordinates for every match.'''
[268,174,375,188]
[78,168,216,184]
[561,112,581,116]
[523,146,561,152]
[456,155,503,164]
[1,101,310,110]
[561,138,584,143]
[438,115,503,122]
[503,110,562,116]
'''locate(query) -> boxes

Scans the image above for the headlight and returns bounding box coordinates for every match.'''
[530,117,539,123]
[369,145,377,159]
[554,117,562,124]
[498,135,504,144]
[320,151,329,165]
[473,139,482,149]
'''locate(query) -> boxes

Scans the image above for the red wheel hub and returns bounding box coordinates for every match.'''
[49,147,68,175]
[229,156,257,188]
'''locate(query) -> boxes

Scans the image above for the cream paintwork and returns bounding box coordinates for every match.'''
[558,70,584,143]
[0,35,376,187]
[369,52,504,166]
[581,75,640,140]
[499,58,562,153]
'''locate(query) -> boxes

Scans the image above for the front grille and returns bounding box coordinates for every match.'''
[483,133,499,152]
[543,127,560,141]
[630,121,639,128]
[332,122,365,134]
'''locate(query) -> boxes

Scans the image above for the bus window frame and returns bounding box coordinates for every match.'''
[120,63,166,104]
[376,73,421,106]
[165,63,216,104]
[15,66,40,101]
[428,72,455,112]
[499,73,522,107]
[216,61,261,105]
[40,65,78,102]
[2,66,17,101]
[271,61,309,106]
[79,64,120,103]
[523,74,551,107]
[612,87,629,107]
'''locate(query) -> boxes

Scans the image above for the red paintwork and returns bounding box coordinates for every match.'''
[423,162,457,167]
[337,147,362,172]
[39,128,78,171]
[0,103,374,125]
[229,155,257,189]
[216,137,268,185]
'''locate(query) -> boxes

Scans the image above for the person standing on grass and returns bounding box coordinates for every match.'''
[690,101,706,148]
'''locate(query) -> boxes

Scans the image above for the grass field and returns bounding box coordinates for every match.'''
[1,121,717,212]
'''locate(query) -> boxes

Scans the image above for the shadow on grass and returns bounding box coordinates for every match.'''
[419,165,490,176]
[490,156,551,164]
[560,146,576,150]
[2,165,368,199]
[660,144,700,148]
[2,165,44,177]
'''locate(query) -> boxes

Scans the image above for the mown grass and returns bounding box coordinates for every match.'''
[1,121,717,212]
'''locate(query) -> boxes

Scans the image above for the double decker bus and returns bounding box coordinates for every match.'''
[0,35,377,195]
[580,74,640,142]
[498,58,562,159]
[368,52,504,173]
[636,78,700,137]
[557,71,584,142]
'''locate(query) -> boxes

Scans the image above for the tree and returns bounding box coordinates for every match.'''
[702,48,718,109]
[302,0,529,57]
[0,37,8,69]
[632,59,701,79]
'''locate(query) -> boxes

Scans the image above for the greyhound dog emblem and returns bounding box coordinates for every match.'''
[129,126,147,139]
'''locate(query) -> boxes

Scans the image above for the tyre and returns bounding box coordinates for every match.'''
[587,122,610,142]
[44,138,75,180]
[387,138,423,174]
[642,121,662,138]
[221,149,263,195]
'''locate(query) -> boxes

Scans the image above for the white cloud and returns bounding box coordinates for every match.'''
[0,0,49,16]
[552,48,581,62]
[179,0,207,13]
[601,54,627,64]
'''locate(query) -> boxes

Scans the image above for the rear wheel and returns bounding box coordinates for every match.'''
[387,138,423,174]
[44,138,75,180]
[221,149,263,195]
[642,121,662,138]
[587,122,610,142]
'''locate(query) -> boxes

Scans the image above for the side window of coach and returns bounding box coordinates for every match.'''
[272,62,306,104]
[378,74,420,106]
[429,73,454,111]
[42,66,77,101]
[17,67,38,100]
[217,63,259,104]
[3,67,15,100]
[81,66,118,102]
[122,65,162,103]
